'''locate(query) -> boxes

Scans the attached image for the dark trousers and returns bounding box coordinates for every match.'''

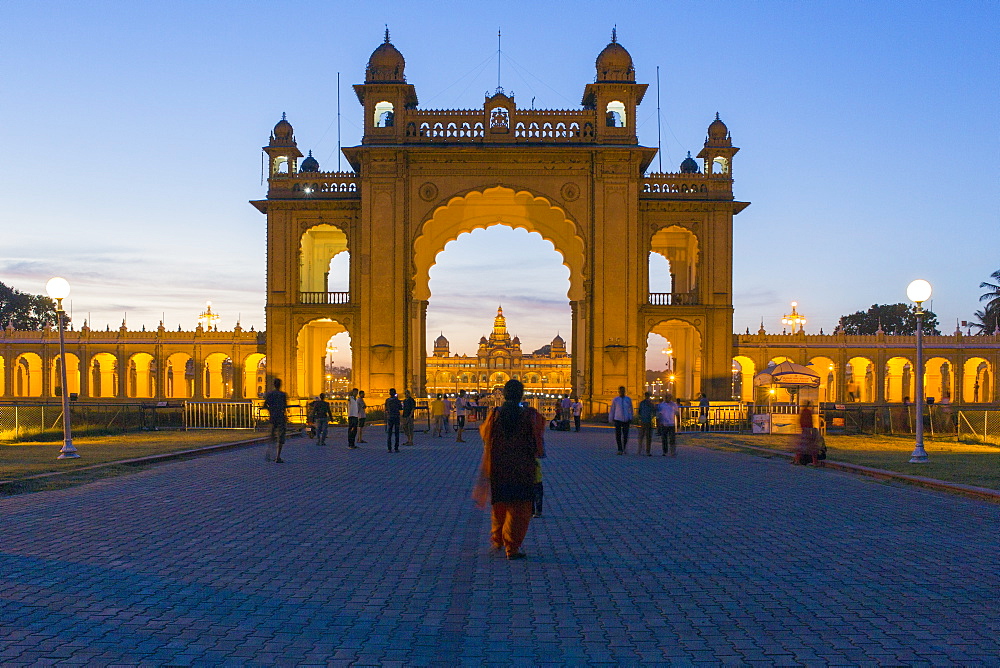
[386,418,400,450]
[659,425,677,455]
[614,420,631,452]
[533,482,544,516]
[315,418,329,445]
[348,416,359,447]
[574,415,581,432]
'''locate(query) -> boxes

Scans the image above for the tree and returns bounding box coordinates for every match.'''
[837,303,940,335]
[970,306,998,335]
[0,281,59,330]
[979,269,1000,317]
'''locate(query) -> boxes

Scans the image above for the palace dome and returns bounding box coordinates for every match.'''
[552,333,564,344]
[708,113,729,141]
[595,31,635,82]
[299,150,319,173]
[272,114,293,141]
[366,31,405,83]
[434,333,448,346]
[679,151,700,174]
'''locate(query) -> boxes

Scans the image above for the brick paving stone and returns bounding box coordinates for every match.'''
[2,429,999,664]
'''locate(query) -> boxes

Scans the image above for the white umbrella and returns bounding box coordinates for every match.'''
[753,361,821,388]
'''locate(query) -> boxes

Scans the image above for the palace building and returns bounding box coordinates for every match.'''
[425,306,572,396]
[1,32,997,409]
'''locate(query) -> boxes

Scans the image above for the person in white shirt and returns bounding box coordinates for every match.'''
[346,388,360,449]
[560,394,572,423]
[571,396,583,432]
[608,386,634,455]
[656,395,680,457]
[455,390,469,443]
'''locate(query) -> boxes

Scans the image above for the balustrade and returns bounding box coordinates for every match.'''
[299,292,351,305]
[648,292,699,306]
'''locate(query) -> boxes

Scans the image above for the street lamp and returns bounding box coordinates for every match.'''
[907,279,932,463]
[781,301,807,333]
[325,345,338,393]
[46,277,78,459]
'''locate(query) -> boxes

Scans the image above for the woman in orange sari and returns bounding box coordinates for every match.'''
[473,379,545,560]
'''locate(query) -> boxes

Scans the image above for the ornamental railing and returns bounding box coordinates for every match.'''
[641,173,732,199]
[299,292,351,305]
[269,172,359,198]
[403,108,597,143]
[648,292,699,306]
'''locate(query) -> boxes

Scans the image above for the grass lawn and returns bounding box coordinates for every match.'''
[687,432,1000,491]
[1,430,263,483]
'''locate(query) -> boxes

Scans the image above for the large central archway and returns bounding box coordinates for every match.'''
[410,186,587,397]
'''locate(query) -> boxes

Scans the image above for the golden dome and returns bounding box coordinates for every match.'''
[708,113,729,141]
[595,29,635,82]
[272,113,293,140]
[366,29,405,83]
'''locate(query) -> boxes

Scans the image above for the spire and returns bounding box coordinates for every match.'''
[384,25,390,43]
[715,111,720,120]
[281,111,286,121]
[611,25,617,43]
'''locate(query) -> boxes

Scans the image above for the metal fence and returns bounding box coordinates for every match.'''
[183,402,257,430]
[0,402,184,440]
[957,410,1000,445]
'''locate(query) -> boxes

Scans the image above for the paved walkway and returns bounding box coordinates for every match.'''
[1,426,999,665]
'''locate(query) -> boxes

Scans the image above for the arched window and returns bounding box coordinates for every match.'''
[374,101,395,127]
[606,101,626,127]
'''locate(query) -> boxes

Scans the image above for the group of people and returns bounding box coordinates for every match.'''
[608,386,684,456]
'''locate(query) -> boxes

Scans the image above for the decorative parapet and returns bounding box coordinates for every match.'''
[269,171,359,199]
[735,332,1000,351]
[641,172,732,200]
[0,327,265,346]
[404,107,597,144]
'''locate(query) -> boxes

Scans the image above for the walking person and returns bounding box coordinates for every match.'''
[473,379,545,560]
[442,395,452,433]
[357,390,368,442]
[793,400,821,466]
[698,392,710,432]
[385,388,402,452]
[431,394,445,437]
[571,395,582,432]
[560,394,572,427]
[609,386,634,455]
[455,390,469,443]
[637,391,656,455]
[308,393,332,446]
[657,394,680,457]
[402,389,416,445]
[263,378,288,463]
[347,388,360,449]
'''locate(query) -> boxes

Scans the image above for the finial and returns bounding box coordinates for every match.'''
[715,111,720,120]
[384,25,390,43]
[308,150,313,157]
[612,26,617,43]
[281,111,286,120]
[687,151,692,158]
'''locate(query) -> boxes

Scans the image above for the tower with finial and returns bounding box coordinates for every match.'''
[582,28,647,144]
[354,28,417,142]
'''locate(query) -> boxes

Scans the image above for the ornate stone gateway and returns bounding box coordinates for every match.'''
[251,32,749,407]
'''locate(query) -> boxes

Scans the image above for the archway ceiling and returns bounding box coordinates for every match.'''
[414,186,585,301]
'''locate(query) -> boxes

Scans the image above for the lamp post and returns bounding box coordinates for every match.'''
[46,277,78,459]
[325,345,337,394]
[781,301,807,333]
[907,279,932,463]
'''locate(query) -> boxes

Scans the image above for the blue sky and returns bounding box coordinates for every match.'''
[1,1,997,368]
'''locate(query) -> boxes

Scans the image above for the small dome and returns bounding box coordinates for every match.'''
[595,29,635,82]
[273,112,293,140]
[680,151,700,174]
[299,150,319,173]
[434,333,448,345]
[512,335,521,344]
[366,30,405,83]
[552,333,565,344]
[479,336,488,344]
[708,112,729,141]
